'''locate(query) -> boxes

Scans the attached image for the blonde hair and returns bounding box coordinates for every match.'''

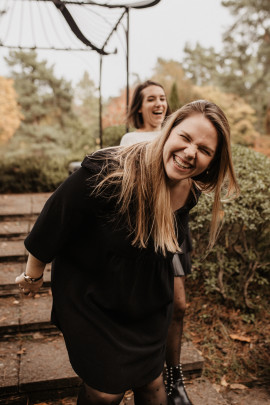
[94,100,239,255]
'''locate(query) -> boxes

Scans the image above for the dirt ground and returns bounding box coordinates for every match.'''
[184,278,270,404]
[221,386,270,405]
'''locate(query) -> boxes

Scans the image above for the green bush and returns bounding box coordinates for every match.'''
[102,125,131,147]
[0,154,71,193]
[189,145,270,310]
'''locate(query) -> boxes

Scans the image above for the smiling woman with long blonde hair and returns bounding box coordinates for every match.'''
[16,100,238,405]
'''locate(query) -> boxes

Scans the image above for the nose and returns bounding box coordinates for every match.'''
[184,144,197,159]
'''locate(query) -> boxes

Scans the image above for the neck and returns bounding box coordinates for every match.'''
[169,179,192,212]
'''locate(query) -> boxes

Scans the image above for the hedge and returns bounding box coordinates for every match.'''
[189,145,270,310]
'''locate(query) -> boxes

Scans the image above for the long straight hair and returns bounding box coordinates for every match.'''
[94,100,239,255]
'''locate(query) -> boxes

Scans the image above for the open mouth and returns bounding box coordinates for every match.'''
[153,110,164,115]
[173,154,194,170]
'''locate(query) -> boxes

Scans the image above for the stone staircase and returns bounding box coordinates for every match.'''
[0,193,230,404]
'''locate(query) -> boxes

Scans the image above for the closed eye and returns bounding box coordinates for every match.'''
[200,148,212,156]
[180,134,189,141]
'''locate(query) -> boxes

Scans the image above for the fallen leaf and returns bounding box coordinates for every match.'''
[229,334,251,343]
[220,375,229,387]
[230,383,247,390]
[213,383,221,393]
[33,332,43,340]
[17,348,26,355]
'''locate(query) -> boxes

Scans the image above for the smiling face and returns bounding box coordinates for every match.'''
[163,113,218,185]
[139,85,167,131]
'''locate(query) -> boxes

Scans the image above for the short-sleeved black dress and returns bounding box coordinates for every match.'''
[24,151,199,394]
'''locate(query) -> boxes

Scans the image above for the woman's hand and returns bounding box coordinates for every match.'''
[15,253,46,297]
[15,272,44,297]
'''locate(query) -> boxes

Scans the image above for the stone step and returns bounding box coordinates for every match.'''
[0,193,51,218]
[0,333,80,401]
[0,240,26,261]
[0,220,32,239]
[0,293,55,335]
[0,333,205,404]
[0,262,51,297]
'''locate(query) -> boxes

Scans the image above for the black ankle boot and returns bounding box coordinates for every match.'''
[165,364,193,405]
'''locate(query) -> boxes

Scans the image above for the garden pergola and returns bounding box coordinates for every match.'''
[0,0,161,146]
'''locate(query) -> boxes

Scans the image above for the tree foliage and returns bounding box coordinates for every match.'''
[102,88,129,129]
[4,50,89,157]
[182,43,221,87]
[169,82,180,112]
[151,58,200,108]
[73,71,99,131]
[0,76,23,143]
[182,0,270,134]
[195,85,259,145]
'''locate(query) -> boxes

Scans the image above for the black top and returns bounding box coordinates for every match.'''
[24,150,199,393]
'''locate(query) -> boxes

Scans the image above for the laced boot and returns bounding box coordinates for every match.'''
[165,364,193,405]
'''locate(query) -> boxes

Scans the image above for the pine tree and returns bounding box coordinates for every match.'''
[74,71,99,131]
[4,50,86,156]
[169,82,180,112]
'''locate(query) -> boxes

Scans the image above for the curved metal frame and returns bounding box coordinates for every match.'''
[0,0,162,145]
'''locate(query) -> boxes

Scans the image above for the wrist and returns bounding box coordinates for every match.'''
[23,272,43,284]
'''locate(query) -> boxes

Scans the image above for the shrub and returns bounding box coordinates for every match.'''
[0,154,71,193]
[102,125,128,147]
[189,145,270,310]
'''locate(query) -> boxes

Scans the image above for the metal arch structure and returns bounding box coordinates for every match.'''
[0,0,162,146]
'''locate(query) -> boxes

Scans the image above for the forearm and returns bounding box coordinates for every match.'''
[15,253,46,297]
[25,253,46,278]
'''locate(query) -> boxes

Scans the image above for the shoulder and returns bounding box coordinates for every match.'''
[120,131,159,146]
[82,147,119,174]
[120,132,139,146]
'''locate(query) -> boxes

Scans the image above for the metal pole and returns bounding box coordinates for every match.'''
[99,54,103,148]
[126,7,130,133]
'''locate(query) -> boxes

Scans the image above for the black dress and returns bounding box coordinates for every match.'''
[24,151,199,394]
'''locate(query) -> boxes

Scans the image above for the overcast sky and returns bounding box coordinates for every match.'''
[0,0,232,98]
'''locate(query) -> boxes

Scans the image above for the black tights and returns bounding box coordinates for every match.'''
[166,276,186,367]
[77,374,168,405]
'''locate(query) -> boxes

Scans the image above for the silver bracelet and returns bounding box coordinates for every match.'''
[23,272,43,284]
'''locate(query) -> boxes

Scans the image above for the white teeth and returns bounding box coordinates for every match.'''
[173,155,192,169]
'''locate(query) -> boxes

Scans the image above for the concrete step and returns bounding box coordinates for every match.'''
[0,193,51,218]
[0,333,80,402]
[0,262,51,297]
[0,293,55,335]
[0,240,26,261]
[0,220,33,239]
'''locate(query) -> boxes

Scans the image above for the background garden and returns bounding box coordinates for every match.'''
[0,0,269,390]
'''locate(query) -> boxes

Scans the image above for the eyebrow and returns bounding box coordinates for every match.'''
[181,131,216,155]
[147,95,166,99]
